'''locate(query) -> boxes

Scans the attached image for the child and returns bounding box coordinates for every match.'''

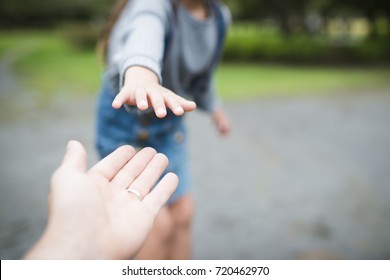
[96,0,231,259]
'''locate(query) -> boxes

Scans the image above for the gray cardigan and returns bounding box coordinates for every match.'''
[106,0,230,112]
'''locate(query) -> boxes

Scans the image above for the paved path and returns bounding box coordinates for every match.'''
[1,90,390,259]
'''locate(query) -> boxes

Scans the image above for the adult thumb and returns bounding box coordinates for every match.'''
[61,140,87,172]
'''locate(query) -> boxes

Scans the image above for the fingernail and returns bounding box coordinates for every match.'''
[67,140,76,151]
[139,100,147,108]
[176,107,184,114]
[157,108,166,116]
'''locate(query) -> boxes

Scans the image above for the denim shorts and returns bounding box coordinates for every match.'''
[96,77,191,204]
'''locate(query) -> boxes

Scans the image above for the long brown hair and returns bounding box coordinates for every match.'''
[96,0,129,64]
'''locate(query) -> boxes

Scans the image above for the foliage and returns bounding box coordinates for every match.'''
[0,0,111,28]
[223,24,390,63]
[1,0,389,36]
[1,0,389,65]
[1,31,389,102]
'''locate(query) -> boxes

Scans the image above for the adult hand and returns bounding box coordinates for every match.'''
[112,66,197,118]
[212,108,231,136]
[24,140,178,259]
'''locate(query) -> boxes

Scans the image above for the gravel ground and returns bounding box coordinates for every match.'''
[1,90,390,259]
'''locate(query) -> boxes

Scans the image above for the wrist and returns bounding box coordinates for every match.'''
[24,222,110,260]
[124,66,159,85]
[212,107,223,117]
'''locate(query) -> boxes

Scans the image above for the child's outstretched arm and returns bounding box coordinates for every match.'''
[107,0,196,118]
[112,66,196,118]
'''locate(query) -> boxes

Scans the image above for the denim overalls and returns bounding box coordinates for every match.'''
[96,74,191,204]
[96,1,227,204]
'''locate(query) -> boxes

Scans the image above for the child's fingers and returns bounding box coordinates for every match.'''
[161,90,184,116]
[112,88,133,109]
[142,172,179,216]
[134,87,148,110]
[147,89,167,118]
[166,90,197,111]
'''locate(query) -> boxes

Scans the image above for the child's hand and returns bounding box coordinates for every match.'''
[112,66,196,118]
[212,108,231,136]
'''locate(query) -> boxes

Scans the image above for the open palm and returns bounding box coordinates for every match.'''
[31,141,177,259]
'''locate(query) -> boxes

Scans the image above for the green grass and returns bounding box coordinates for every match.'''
[0,31,102,100]
[1,30,389,103]
[216,64,390,100]
[16,44,101,97]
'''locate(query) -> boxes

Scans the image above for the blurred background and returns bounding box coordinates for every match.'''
[0,0,389,259]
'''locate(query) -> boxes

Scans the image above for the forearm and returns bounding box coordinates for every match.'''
[118,0,170,86]
[124,66,159,85]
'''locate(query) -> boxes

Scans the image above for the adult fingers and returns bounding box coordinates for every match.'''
[142,173,179,216]
[126,153,169,200]
[90,145,136,181]
[61,140,87,172]
[110,147,157,189]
